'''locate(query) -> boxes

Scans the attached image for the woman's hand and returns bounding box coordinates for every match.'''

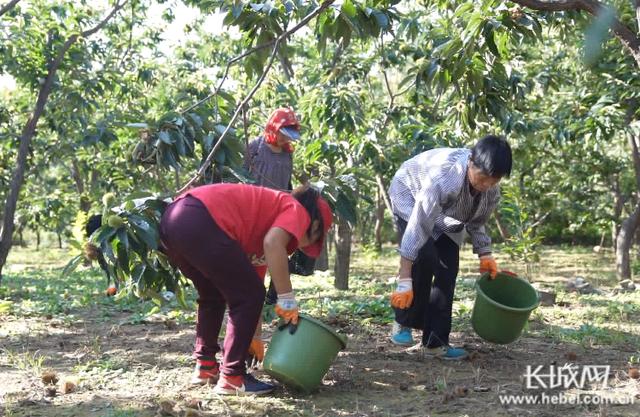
[479,254,498,279]
[248,338,265,362]
[274,291,299,324]
[390,277,413,309]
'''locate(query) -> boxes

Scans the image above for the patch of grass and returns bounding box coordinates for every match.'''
[99,410,141,417]
[74,355,128,373]
[533,288,640,347]
[578,295,640,321]
[559,323,630,345]
[305,294,394,324]
[3,246,200,326]
[5,243,639,353]
[1,267,109,317]
[5,349,47,372]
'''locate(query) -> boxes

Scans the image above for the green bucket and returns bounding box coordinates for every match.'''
[471,272,539,344]
[263,314,347,393]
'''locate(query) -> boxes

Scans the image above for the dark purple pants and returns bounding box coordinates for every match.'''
[159,196,265,376]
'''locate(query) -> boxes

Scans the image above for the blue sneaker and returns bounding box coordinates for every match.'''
[213,373,275,395]
[424,345,469,361]
[390,321,414,346]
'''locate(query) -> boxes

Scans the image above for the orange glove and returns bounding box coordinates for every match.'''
[274,292,299,325]
[248,338,264,362]
[390,277,413,309]
[479,255,498,279]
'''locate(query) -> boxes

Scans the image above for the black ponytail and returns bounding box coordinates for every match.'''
[291,185,324,238]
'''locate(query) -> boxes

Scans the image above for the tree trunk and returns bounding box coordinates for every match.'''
[0,108,41,279]
[315,239,329,271]
[333,219,351,290]
[57,232,62,249]
[70,157,92,212]
[616,133,640,279]
[493,211,511,241]
[616,201,640,279]
[36,229,40,250]
[610,175,625,252]
[374,185,385,252]
[375,174,396,235]
[0,1,127,282]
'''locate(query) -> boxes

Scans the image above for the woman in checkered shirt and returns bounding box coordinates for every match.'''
[388,135,512,360]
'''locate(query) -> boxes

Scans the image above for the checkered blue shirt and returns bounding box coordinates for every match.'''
[389,148,500,261]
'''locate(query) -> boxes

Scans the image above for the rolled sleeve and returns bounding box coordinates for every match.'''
[466,223,492,255]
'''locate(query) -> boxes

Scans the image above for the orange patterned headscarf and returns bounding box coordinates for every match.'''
[264,108,300,153]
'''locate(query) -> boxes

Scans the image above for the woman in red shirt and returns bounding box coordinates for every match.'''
[159,183,332,395]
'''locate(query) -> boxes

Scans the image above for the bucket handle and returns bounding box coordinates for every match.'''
[277,320,299,335]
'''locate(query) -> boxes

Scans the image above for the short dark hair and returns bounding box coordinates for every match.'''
[470,135,512,178]
[291,185,324,238]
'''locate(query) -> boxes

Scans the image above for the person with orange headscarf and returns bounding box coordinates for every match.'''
[244,107,301,191]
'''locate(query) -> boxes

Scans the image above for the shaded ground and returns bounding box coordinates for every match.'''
[1,245,639,417]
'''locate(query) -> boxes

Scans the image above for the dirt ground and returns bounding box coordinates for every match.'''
[1,246,640,417]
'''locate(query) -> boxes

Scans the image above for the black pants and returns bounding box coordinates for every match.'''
[394,217,460,348]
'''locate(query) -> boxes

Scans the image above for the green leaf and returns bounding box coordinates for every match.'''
[125,191,154,200]
[175,285,188,309]
[231,2,243,19]
[484,24,500,58]
[584,6,615,66]
[453,2,474,18]
[91,225,116,245]
[0,300,13,315]
[145,288,165,307]
[126,122,149,128]
[116,229,130,275]
[158,130,173,144]
[131,263,146,284]
[335,192,357,226]
[62,254,84,278]
[169,130,185,156]
[341,0,356,18]
[128,214,159,249]
[372,9,389,30]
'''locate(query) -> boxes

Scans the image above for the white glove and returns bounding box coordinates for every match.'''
[275,291,299,324]
[395,277,412,292]
[276,291,298,310]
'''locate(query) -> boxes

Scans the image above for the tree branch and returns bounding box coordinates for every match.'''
[82,1,128,38]
[118,0,136,69]
[0,0,20,18]
[177,40,282,194]
[512,0,640,65]
[511,0,584,11]
[177,0,335,193]
[180,0,335,114]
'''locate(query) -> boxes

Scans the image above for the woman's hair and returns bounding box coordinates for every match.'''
[291,185,323,238]
[470,134,512,178]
